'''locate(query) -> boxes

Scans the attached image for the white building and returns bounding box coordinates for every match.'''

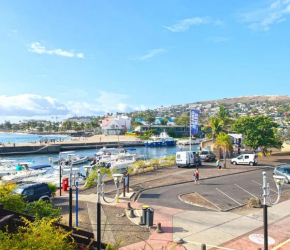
[101,116,131,135]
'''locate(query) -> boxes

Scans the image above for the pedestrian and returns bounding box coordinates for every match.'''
[194,168,199,184]
[216,159,221,169]
[195,154,199,168]
[238,146,241,155]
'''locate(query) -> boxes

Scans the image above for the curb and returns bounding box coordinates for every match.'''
[178,192,221,212]
[133,166,270,202]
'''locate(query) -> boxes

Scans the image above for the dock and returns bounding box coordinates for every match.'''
[0,141,144,156]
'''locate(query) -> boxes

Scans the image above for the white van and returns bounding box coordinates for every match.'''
[176,151,196,168]
[230,154,258,166]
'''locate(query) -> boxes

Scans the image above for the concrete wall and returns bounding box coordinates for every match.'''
[282,143,290,152]
[0,145,60,156]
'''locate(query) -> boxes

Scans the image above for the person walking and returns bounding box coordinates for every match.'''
[194,168,199,184]
[216,159,221,169]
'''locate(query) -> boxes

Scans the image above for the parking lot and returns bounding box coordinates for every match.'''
[138,166,290,211]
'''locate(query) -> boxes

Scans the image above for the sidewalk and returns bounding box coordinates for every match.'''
[172,199,290,250]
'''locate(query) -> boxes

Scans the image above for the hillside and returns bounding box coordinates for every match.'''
[191,95,290,107]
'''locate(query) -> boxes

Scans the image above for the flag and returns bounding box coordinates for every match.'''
[190,110,199,135]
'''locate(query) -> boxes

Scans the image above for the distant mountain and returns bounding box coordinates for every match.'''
[189,95,290,107]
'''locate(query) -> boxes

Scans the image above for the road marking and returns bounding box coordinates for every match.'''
[252,180,278,194]
[235,184,258,199]
[272,238,290,250]
[187,240,235,250]
[216,188,242,205]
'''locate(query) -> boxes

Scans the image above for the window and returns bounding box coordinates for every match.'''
[245,156,249,159]
[237,156,243,160]
[35,186,49,194]
[177,155,180,159]
[23,188,34,196]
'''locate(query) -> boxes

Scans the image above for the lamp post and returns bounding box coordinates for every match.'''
[68,154,73,228]
[97,169,123,250]
[262,171,285,250]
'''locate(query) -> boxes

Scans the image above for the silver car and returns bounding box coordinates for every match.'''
[273,166,290,184]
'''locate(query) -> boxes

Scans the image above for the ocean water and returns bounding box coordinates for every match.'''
[0,132,70,144]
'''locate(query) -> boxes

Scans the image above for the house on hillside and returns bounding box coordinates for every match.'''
[101,115,131,135]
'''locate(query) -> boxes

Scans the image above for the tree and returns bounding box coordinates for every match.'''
[145,116,155,126]
[232,116,282,154]
[216,106,230,126]
[215,132,233,168]
[205,117,223,139]
[160,118,168,125]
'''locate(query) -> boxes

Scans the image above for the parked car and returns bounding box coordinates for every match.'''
[273,166,290,184]
[199,151,216,162]
[176,151,196,167]
[230,154,258,166]
[14,182,52,202]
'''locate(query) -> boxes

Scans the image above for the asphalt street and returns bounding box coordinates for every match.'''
[137,167,290,211]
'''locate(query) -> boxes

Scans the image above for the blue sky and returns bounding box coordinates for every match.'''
[0,0,290,122]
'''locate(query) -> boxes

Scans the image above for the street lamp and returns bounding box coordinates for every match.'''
[97,169,123,250]
[68,154,73,228]
[262,171,285,250]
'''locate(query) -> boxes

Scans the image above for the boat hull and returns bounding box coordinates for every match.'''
[144,140,176,147]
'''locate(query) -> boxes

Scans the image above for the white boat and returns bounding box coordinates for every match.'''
[93,148,143,168]
[0,159,18,177]
[2,162,51,182]
[25,168,86,187]
[144,132,176,147]
[54,154,89,165]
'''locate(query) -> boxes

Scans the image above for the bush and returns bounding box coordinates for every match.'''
[85,167,112,188]
[26,200,62,221]
[47,183,57,197]
[0,217,75,250]
[0,181,26,213]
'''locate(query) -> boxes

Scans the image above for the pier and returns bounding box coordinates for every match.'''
[0,141,144,156]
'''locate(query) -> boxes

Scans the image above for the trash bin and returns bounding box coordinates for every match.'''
[142,205,150,225]
[146,207,154,227]
[62,178,69,191]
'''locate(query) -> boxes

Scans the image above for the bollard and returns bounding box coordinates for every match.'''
[75,182,78,227]
[126,202,133,211]
[138,216,144,225]
[201,243,206,250]
[155,222,164,233]
[128,209,136,218]
[116,195,119,203]
[126,174,130,193]
[146,207,154,227]
[123,177,126,197]
[142,205,150,225]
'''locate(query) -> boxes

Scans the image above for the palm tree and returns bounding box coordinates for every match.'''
[217,106,231,128]
[215,132,233,168]
[206,117,223,139]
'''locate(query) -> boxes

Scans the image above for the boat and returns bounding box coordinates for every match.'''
[54,154,89,165]
[0,159,36,178]
[144,132,176,147]
[25,168,86,187]
[1,163,51,182]
[0,159,18,177]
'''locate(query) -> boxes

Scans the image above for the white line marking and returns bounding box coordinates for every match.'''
[252,180,278,194]
[216,188,242,205]
[235,184,258,199]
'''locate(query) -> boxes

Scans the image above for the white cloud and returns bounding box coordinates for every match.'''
[0,92,146,119]
[29,42,85,58]
[67,90,147,115]
[130,48,165,61]
[164,17,222,32]
[0,94,69,116]
[240,0,290,31]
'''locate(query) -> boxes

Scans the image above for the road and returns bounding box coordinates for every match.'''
[137,167,290,211]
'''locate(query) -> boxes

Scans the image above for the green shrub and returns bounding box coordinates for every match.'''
[0,181,26,213]
[47,183,57,197]
[26,200,62,221]
[85,167,112,188]
[0,217,75,250]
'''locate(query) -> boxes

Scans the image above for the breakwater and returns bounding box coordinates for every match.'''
[0,141,144,156]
